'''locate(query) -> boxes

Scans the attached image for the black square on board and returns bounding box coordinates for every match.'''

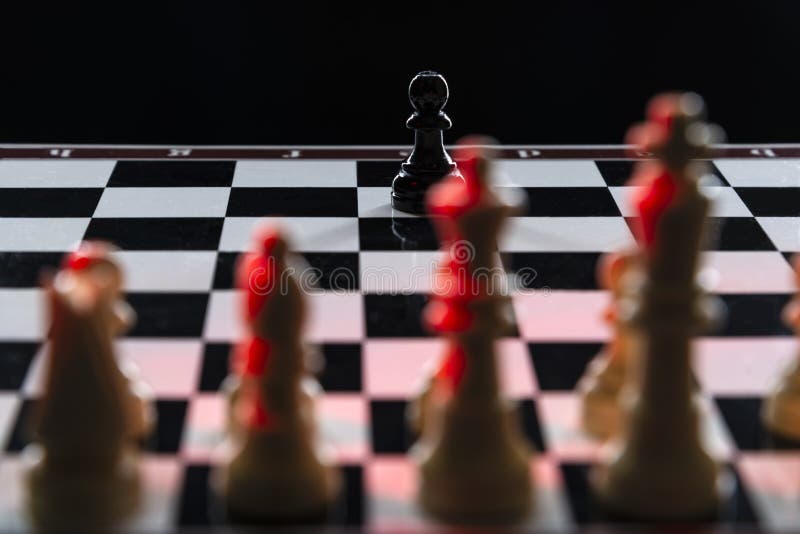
[213,251,360,291]
[0,188,102,217]
[370,400,412,454]
[143,399,188,453]
[718,294,792,336]
[198,343,231,392]
[518,398,546,453]
[364,294,429,337]
[302,252,360,291]
[708,218,777,251]
[358,218,439,251]
[108,161,235,187]
[559,463,594,524]
[0,342,39,390]
[596,160,729,186]
[227,187,357,217]
[126,293,209,337]
[509,252,602,290]
[84,218,224,250]
[715,397,768,451]
[318,344,362,392]
[735,187,800,216]
[625,217,776,251]
[595,160,635,187]
[0,252,63,288]
[529,343,602,391]
[338,465,365,525]
[520,187,620,217]
[177,464,213,526]
[356,161,400,187]
[725,465,760,523]
[5,399,37,453]
[212,252,238,289]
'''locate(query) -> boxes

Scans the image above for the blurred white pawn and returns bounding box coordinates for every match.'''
[25,241,154,528]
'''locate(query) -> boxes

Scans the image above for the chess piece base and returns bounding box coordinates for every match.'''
[391,164,458,214]
[24,445,140,528]
[213,432,340,524]
[578,349,627,440]
[415,399,533,524]
[762,360,800,441]
[591,436,722,521]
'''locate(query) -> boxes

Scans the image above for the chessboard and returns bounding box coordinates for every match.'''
[1,144,800,531]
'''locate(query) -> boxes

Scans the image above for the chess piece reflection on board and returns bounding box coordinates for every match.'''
[24,242,155,527]
[592,93,727,521]
[410,140,534,524]
[212,224,340,524]
[762,255,800,444]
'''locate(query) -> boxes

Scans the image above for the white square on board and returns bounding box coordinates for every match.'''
[501,217,635,252]
[359,251,439,293]
[738,454,800,530]
[318,394,368,463]
[357,187,418,218]
[204,290,363,342]
[609,186,752,217]
[181,393,226,462]
[700,251,794,293]
[233,160,357,187]
[363,338,536,399]
[0,218,89,252]
[495,160,606,187]
[756,217,800,251]
[220,217,360,252]
[113,251,217,292]
[0,160,116,188]
[714,159,800,187]
[93,188,230,218]
[0,289,44,340]
[694,337,796,395]
[512,290,609,341]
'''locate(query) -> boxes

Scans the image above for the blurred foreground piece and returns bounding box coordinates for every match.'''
[592,93,725,520]
[762,256,800,442]
[213,225,339,524]
[26,242,154,527]
[578,251,641,440]
[391,71,461,214]
[411,140,533,523]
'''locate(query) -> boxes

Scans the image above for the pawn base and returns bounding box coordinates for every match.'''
[391,164,459,214]
[212,434,340,525]
[762,363,800,442]
[591,449,725,522]
[578,350,627,440]
[414,400,533,524]
[580,392,624,441]
[24,445,140,529]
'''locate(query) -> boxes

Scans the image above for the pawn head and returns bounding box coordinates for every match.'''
[454,136,499,192]
[252,223,289,262]
[626,91,723,171]
[62,241,123,292]
[409,71,449,114]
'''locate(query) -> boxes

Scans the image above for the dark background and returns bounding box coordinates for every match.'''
[2,2,799,145]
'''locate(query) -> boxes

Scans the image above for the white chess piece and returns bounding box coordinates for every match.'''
[213,227,339,523]
[578,251,641,440]
[592,93,724,521]
[413,145,533,523]
[25,242,154,527]
[762,256,800,442]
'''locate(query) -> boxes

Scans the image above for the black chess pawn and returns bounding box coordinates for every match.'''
[391,71,460,214]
